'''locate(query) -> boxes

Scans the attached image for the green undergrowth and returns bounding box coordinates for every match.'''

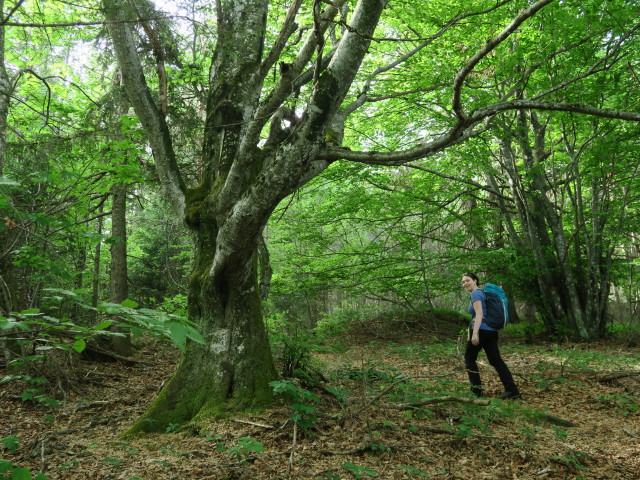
[6,306,636,478]
[496,317,640,346]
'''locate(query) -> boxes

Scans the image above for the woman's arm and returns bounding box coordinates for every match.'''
[472,300,483,345]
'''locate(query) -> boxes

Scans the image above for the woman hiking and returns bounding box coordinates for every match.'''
[461,272,521,399]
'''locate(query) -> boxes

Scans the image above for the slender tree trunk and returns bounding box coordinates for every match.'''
[73,232,88,323]
[0,0,19,366]
[0,0,12,315]
[109,181,132,355]
[91,211,104,324]
[0,0,8,179]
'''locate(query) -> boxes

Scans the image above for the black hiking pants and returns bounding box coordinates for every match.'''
[464,329,518,397]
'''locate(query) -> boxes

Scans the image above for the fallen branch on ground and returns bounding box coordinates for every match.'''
[231,419,275,429]
[383,396,577,427]
[383,395,491,409]
[356,372,464,414]
[598,371,640,383]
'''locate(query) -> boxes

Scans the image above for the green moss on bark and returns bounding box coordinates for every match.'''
[123,362,276,437]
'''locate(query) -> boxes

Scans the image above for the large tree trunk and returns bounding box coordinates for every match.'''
[129,238,277,433]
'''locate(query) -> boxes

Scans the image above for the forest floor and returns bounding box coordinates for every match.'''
[2,314,640,480]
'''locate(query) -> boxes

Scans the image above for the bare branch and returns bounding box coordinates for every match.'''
[470,100,640,123]
[0,0,26,26]
[344,0,512,115]
[14,69,52,127]
[497,33,601,103]
[1,17,164,28]
[406,164,511,202]
[530,23,640,101]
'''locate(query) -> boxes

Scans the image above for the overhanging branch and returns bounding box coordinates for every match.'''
[320,102,640,165]
[2,17,165,28]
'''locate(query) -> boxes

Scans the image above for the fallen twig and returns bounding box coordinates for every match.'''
[39,437,46,472]
[67,400,112,412]
[536,413,576,427]
[231,419,275,429]
[286,421,298,476]
[358,372,465,414]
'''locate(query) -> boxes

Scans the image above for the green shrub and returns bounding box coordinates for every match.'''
[503,320,546,341]
[1,436,49,479]
[607,321,640,342]
[0,290,204,405]
[160,294,188,317]
[270,379,320,430]
[267,312,315,377]
[226,437,265,464]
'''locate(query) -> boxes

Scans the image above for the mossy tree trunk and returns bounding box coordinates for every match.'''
[103,0,387,432]
[129,237,277,433]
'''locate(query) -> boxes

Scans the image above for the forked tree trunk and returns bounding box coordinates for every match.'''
[103,0,385,433]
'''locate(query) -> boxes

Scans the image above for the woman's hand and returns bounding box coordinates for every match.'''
[472,332,480,345]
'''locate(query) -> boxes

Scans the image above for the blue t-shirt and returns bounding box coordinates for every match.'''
[468,289,496,331]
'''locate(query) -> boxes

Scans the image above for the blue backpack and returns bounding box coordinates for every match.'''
[483,283,509,329]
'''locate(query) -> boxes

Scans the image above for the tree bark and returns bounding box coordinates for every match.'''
[109,181,132,356]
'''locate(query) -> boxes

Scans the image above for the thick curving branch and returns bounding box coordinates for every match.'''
[320,102,640,165]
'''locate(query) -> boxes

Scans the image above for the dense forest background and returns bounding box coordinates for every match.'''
[1,0,640,478]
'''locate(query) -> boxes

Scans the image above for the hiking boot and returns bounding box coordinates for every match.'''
[499,391,521,400]
[470,388,484,398]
